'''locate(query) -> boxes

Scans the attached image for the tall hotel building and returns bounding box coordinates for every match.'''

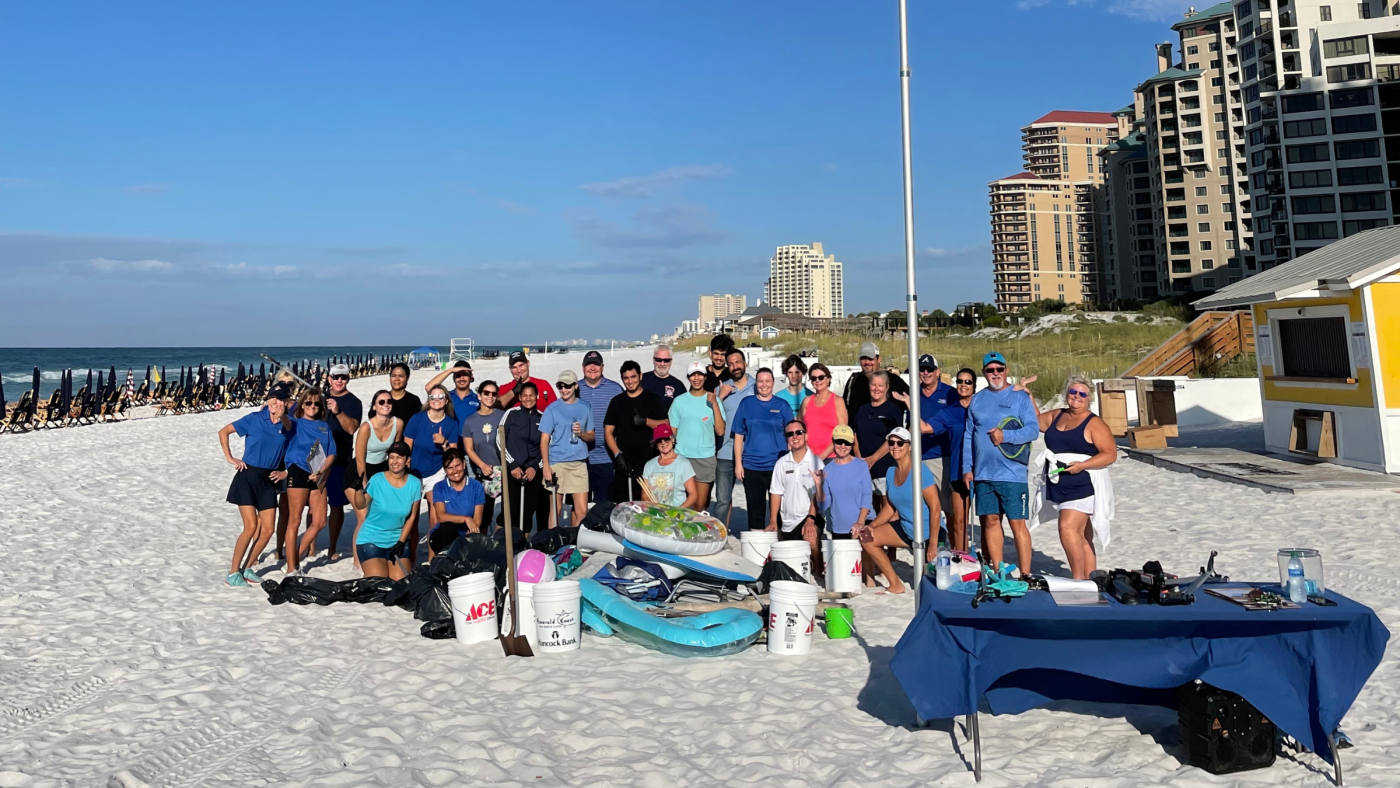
[1237,0,1398,268]
[698,294,747,328]
[990,111,1120,312]
[764,243,844,319]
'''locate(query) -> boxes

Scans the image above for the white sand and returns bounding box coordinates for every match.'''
[1,355,1397,787]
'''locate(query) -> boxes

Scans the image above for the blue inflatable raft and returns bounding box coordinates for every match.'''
[578,578,763,658]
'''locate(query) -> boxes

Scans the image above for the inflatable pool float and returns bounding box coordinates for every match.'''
[610,501,727,556]
[578,578,762,657]
[622,540,762,583]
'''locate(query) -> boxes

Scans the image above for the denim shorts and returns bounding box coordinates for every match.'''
[974,480,1029,520]
[356,542,395,562]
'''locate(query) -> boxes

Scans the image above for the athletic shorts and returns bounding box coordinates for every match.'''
[925,456,954,516]
[974,480,1029,520]
[343,461,388,493]
[416,467,447,498]
[356,542,396,562]
[227,466,279,511]
[286,465,316,490]
[951,478,970,496]
[428,523,472,553]
[891,525,913,548]
[326,465,349,508]
[1052,496,1095,515]
[778,513,823,540]
[688,455,717,484]
[550,460,589,495]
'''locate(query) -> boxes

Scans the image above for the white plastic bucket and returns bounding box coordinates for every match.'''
[767,580,819,656]
[447,572,498,645]
[741,531,779,566]
[769,541,813,582]
[823,539,864,594]
[498,582,538,646]
[533,580,583,654]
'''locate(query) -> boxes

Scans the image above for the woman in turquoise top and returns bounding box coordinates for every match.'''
[350,441,422,579]
[776,355,811,412]
[856,427,941,594]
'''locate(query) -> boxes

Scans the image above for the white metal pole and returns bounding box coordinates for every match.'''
[897,0,924,610]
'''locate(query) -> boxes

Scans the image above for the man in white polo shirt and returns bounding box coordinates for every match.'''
[768,418,825,571]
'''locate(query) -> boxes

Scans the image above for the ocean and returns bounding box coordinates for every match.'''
[0,345,538,400]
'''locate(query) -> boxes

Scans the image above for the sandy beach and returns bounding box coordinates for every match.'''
[1,346,1397,787]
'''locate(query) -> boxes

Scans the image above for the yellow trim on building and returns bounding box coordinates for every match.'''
[1371,282,1400,410]
[1254,293,1375,408]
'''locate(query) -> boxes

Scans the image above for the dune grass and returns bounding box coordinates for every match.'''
[749,319,1189,402]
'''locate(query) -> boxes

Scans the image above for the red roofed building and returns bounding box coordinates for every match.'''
[1020,110,1124,183]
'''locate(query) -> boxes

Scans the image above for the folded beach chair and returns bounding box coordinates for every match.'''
[2,391,32,433]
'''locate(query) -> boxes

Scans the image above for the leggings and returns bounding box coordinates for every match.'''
[741,469,774,533]
[507,473,550,532]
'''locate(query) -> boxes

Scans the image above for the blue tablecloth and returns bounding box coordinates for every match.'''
[892,579,1389,762]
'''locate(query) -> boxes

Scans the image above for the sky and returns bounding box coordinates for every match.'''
[0,0,1201,347]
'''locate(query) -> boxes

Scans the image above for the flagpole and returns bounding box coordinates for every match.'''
[896,0,924,610]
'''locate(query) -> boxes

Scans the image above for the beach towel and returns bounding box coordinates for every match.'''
[1028,449,1115,548]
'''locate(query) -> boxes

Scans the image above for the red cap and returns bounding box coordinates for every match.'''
[651,424,675,442]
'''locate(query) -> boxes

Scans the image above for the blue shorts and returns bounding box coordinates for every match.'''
[326,464,349,508]
[974,480,1029,520]
[356,542,396,562]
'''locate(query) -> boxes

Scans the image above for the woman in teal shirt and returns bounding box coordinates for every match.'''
[350,441,422,579]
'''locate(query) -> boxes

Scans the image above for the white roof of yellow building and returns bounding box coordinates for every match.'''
[1195,225,1400,310]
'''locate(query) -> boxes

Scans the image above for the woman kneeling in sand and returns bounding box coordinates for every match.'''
[349,441,422,580]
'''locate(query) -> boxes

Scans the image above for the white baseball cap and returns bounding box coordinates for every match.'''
[329,363,350,376]
[687,361,707,376]
[887,426,912,442]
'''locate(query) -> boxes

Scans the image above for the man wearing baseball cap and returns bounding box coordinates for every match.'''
[424,359,479,415]
[323,363,362,561]
[497,350,557,412]
[843,341,910,416]
[577,350,623,503]
[914,353,956,521]
[962,350,1039,578]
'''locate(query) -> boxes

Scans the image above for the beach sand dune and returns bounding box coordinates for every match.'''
[1,348,1397,786]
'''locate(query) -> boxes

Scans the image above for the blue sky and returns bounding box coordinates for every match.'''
[0,0,1198,346]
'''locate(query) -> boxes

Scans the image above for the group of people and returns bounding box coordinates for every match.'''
[219,334,1117,590]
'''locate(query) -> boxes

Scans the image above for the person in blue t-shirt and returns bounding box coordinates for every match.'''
[282,390,337,576]
[350,441,422,579]
[427,448,487,555]
[731,368,793,533]
[540,370,595,527]
[961,352,1040,577]
[218,383,293,587]
[921,368,975,551]
[403,385,461,564]
[424,360,480,415]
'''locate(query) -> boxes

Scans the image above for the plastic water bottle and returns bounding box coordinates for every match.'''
[1287,551,1307,605]
[935,549,953,590]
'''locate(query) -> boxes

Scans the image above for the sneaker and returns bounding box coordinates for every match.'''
[242,568,261,583]
[226,572,248,587]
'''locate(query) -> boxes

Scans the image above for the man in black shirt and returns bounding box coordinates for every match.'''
[641,344,684,400]
[387,362,423,425]
[703,333,734,393]
[843,341,909,415]
[323,364,362,560]
[605,360,670,502]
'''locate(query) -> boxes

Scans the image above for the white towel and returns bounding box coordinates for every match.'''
[1029,449,1116,548]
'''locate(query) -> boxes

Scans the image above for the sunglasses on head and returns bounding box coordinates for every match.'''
[785,429,806,437]
[887,438,909,447]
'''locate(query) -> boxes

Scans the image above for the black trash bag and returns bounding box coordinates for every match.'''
[415,583,454,623]
[530,526,577,554]
[753,558,809,595]
[580,501,616,532]
[262,575,348,606]
[382,567,437,611]
[340,576,396,603]
[420,618,455,639]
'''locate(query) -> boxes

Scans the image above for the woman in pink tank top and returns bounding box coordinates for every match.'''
[800,363,848,459]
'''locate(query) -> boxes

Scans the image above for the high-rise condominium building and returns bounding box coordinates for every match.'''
[1120,5,1255,296]
[991,111,1120,312]
[698,294,747,328]
[765,243,843,319]
[1237,0,1397,269]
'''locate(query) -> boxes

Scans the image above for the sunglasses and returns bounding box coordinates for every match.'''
[303,401,322,408]
[785,429,806,438]
[653,357,672,363]
[428,394,446,401]
[956,379,976,385]
[375,400,392,406]
[557,381,575,389]
[832,439,853,447]
[481,390,499,397]
[1067,389,1090,399]
[887,438,909,447]
[809,374,828,382]
[984,366,1006,373]
[330,375,349,381]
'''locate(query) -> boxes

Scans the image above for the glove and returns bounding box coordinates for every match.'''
[387,540,407,562]
[613,453,631,478]
[632,412,647,427]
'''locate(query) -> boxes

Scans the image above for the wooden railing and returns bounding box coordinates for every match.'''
[1124,310,1255,377]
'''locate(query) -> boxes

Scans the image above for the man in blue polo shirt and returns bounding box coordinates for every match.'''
[424,361,479,415]
[577,350,623,503]
[914,353,956,518]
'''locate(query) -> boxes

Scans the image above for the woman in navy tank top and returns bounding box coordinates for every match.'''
[1033,375,1118,579]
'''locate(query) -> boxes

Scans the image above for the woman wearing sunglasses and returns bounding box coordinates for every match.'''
[282,390,337,575]
[345,389,405,566]
[919,368,976,551]
[1031,374,1117,580]
[404,384,461,559]
[460,380,506,529]
[642,424,698,508]
[821,424,873,543]
[858,426,941,594]
[798,362,847,461]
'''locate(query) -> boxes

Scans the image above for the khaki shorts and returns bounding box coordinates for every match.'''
[688,455,717,484]
[551,460,589,495]
[925,456,953,516]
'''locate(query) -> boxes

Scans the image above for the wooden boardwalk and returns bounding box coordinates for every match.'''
[1123,445,1400,495]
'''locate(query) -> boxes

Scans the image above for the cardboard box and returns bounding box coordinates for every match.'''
[1128,426,1168,449]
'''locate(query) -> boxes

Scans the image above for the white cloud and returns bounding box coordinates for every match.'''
[123,183,170,196]
[1017,0,1196,22]
[580,164,731,199]
[575,204,727,249]
[90,257,175,273]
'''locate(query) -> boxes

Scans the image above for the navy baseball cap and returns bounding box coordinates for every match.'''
[583,350,604,367]
[982,351,1007,369]
[918,353,938,371]
[508,351,528,366]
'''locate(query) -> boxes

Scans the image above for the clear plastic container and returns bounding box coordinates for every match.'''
[1276,548,1324,595]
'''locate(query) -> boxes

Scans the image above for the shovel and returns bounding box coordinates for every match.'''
[498,426,533,657]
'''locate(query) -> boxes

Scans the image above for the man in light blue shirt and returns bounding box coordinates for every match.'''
[961,351,1039,577]
[577,350,624,503]
[713,348,754,527]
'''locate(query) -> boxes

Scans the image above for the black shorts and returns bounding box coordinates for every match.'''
[343,461,388,493]
[891,524,913,548]
[778,514,824,541]
[227,466,279,511]
[951,479,970,496]
[287,465,316,490]
[829,530,854,540]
